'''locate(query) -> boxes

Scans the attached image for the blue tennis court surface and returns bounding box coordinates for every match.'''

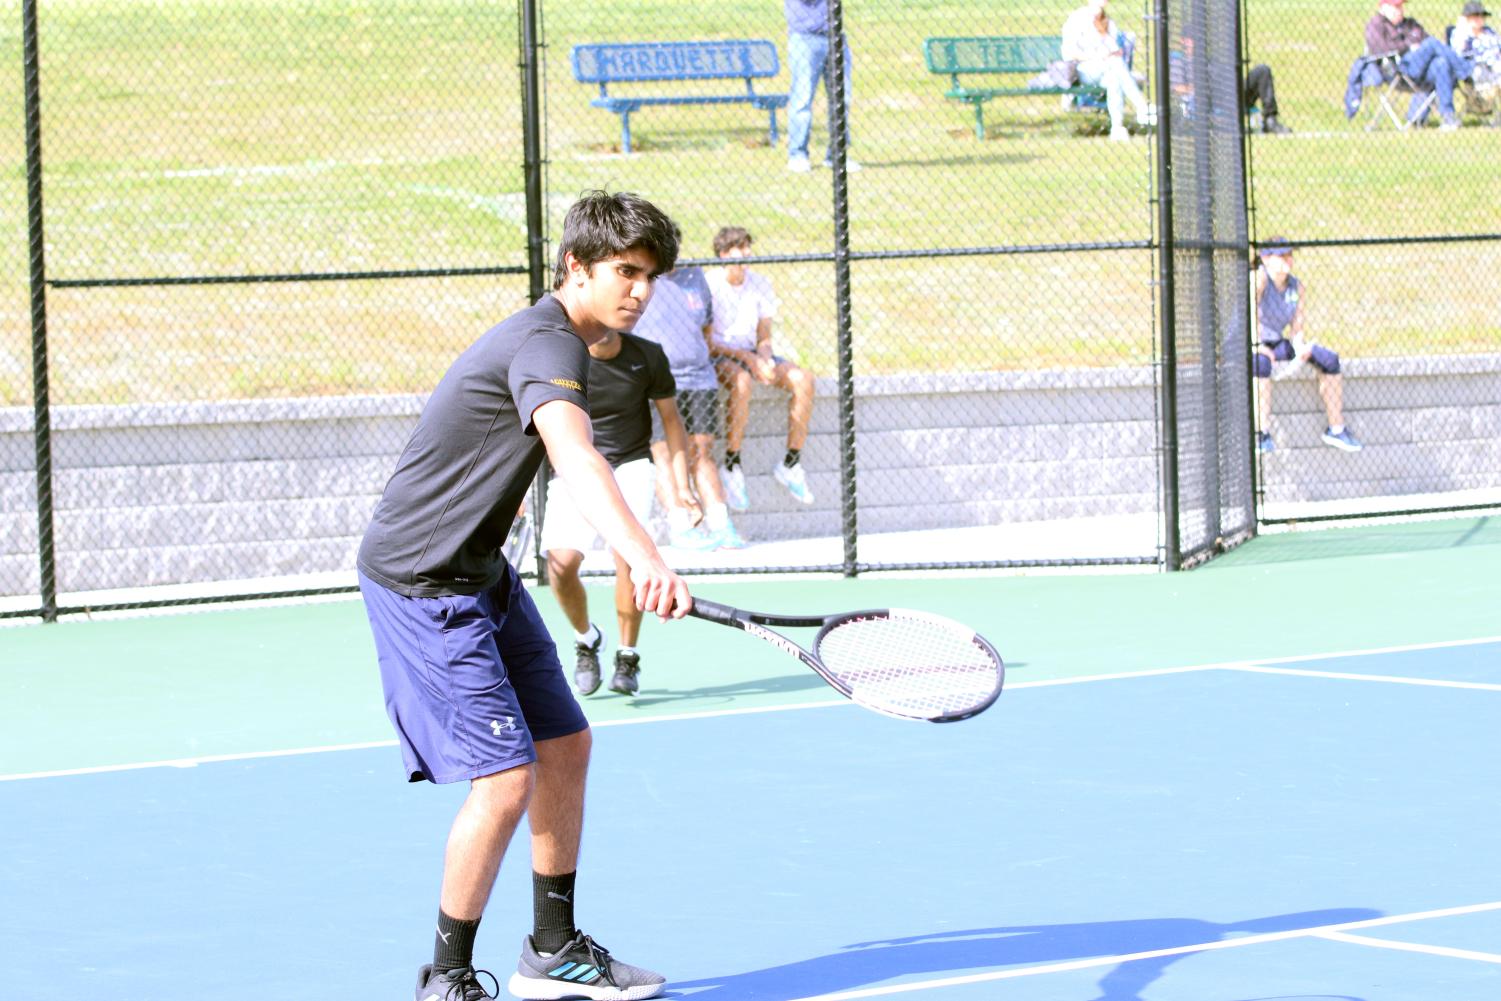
[3,639,1498,1000]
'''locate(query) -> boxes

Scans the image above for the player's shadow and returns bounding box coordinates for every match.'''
[666,909,1379,1000]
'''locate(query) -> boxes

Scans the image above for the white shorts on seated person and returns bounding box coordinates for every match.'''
[540,457,657,554]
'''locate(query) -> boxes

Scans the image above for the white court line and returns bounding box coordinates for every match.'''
[786,901,1501,1001]
[4,634,1497,783]
[1313,930,1501,964]
[1230,665,1501,692]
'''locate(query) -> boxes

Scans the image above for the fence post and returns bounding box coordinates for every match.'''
[827,0,857,577]
[22,0,58,620]
[1152,0,1181,570]
[519,0,550,585]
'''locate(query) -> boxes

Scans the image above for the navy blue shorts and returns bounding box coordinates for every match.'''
[358,566,588,784]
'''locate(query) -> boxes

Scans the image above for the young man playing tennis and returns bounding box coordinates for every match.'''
[357,190,691,1001]
[543,323,698,698]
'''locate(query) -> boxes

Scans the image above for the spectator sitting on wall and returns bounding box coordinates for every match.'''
[706,226,817,509]
[1252,238,1363,455]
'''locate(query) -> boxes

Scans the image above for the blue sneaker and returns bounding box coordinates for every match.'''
[715,520,748,550]
[507,932,665,1001]
[668,524,720,551]
[1322,427,1363,452]
[773,461,814,505]
[1256,431,1275,454]
[720,465,749,512]
[416,964,499,1001]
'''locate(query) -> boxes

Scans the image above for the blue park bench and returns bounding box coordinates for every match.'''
[924,36,1108,139]
[571,40,790,154]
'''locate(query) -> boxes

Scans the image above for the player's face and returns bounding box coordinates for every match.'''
[1261,252,1292,282]
[571,246,657,338]
[718,243,751,283]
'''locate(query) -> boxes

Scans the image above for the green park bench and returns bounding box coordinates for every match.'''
[923,36,1107,139]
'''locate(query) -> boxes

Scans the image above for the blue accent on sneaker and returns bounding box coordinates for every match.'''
[509,932,665,1001]
[1257,431,1275,454]
[1322,427,1363,452]
[668,524,721,551]
[716,521,748,550]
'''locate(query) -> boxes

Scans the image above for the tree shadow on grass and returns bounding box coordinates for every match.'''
[665,909,1380,1000]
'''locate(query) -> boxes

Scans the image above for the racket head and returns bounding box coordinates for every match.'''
[812,608,1004,723]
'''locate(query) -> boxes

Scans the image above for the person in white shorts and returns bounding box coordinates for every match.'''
[541,327,696,698]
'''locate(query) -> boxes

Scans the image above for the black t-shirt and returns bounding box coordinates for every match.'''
[358,295,590,596]
[588,333,676,467]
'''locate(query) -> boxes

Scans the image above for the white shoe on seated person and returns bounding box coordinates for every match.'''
[1109,125,1131,141]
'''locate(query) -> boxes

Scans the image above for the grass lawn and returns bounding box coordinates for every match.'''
[1,0,1496,407]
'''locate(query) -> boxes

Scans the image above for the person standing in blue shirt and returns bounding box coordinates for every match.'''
[784,0,860,173]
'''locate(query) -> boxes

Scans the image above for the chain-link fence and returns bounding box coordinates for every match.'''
[1242,0,1501,523]
[4,0,1498,619]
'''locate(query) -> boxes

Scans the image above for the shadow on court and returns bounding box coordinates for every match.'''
[624,672,830,709]
[1208,516,1499,568]
[667,909,1379,1000]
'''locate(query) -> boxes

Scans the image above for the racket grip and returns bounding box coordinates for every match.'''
[686,598,740,626]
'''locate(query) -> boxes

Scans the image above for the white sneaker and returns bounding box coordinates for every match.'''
[787,156,812,173]
[1109,125,1131,142]
[720,465,749,511]
[823,157,862,172]
[1139,104,1158,127]
[773,462,814,505]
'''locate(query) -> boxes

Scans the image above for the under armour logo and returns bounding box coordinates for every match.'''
[491,717,516,735]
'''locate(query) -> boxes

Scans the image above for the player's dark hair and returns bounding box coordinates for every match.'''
[712,225,753,257]
[552,190,678,290]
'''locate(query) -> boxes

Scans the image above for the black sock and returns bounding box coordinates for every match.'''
[724,450,741,471]
[434,909,481,975]
[532,871,577,954]
[783,449,801,468]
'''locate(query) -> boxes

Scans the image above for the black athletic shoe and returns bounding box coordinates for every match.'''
[416,964,500,1001]
[609,650,640,696]
[507,932,664,1001]
[574,627,603,696]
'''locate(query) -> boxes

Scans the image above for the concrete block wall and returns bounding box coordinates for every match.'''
[3,355,1498,597]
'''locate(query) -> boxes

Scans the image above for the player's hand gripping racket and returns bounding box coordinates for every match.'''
[687,599,1003,722]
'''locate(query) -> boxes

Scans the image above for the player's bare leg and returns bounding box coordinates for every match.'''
[609,551,645,695]
[773,361,814,451]
[1319,372,1345,428]
[441,765,535,919]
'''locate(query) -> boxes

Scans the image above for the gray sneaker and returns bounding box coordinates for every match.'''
[609,650,640,696]
[507,933,664,1001]
[416,964,499,1001]
[574,627,603,696]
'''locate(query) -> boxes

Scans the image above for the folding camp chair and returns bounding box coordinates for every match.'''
[1356,48,1439,129]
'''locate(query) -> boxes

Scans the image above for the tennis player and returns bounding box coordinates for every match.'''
[542,324,697,699]
[357,190,690,1001]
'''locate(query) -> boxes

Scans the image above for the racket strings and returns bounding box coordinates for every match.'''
[815,613,1000,719]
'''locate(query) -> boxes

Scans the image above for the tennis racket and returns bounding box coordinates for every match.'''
[687,598,1003,723]
[502,510,534,567]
